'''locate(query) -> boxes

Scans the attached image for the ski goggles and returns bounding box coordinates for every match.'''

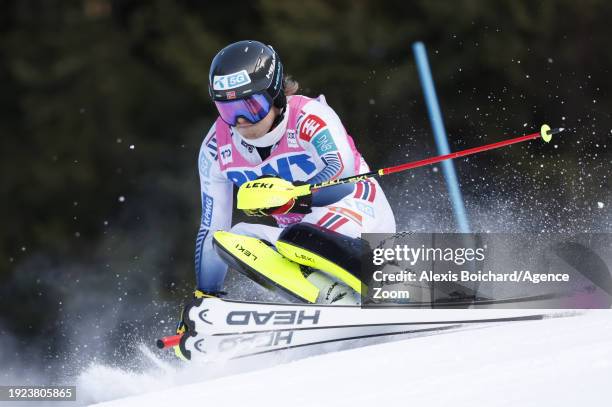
[214,93,273,126]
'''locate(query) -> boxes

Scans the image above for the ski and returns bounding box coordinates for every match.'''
[185,323,466,361]
[183,296,569,334]
[164,297,576,360]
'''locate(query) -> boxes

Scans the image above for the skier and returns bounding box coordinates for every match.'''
[189,39,396,309]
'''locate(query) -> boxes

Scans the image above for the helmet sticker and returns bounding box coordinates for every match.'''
[213,70,252,91]
[266,52,276,80]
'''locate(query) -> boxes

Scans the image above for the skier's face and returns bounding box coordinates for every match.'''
[235,107,278,140]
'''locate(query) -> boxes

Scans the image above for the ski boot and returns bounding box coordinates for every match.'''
[302,267,359,305]
[174,289,222,360]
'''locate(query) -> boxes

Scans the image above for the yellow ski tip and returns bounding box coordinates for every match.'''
[540,124,552,143]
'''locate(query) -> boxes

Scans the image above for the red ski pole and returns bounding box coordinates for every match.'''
[156,334,182,349]
[310,124,564,191]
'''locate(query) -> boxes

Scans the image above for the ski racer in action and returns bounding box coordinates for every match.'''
[182,40,396,329]
[161,41,570,360]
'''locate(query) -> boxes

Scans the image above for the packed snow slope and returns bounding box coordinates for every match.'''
[93,311,611,407]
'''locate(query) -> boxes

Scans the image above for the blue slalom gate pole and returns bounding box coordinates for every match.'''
[412,41,471,233]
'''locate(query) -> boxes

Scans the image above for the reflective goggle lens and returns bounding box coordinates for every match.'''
[214,93,272,126]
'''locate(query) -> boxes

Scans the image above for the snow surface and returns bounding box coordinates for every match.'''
[88,311,612,407]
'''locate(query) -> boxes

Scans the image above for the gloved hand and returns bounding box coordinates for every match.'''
[240,175,312,217]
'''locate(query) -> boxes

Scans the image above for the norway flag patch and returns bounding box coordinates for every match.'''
[299,114,326,142]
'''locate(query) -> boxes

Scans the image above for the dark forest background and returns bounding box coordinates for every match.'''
[0,0,610,382]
